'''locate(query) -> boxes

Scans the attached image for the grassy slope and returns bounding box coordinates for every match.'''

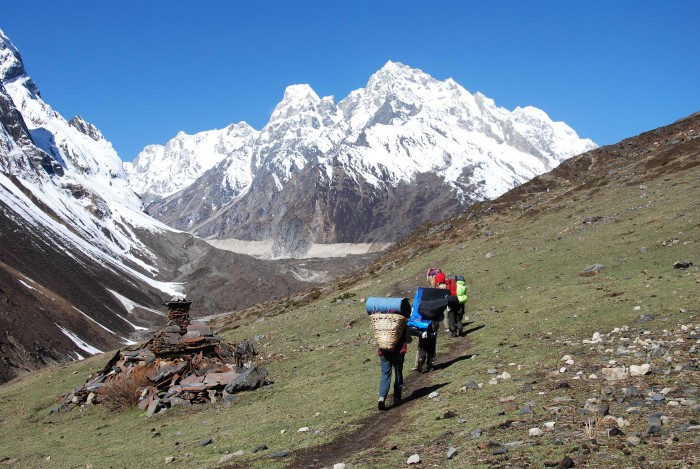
[0,115,698,468]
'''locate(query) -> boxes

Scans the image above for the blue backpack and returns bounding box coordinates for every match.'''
[407,287,451,334]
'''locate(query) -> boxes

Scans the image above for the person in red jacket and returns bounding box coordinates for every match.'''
[377,324,409,410]
[426,267,442,287]
[433,270,446,288]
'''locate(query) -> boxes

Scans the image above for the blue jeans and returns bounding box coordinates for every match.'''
[379,353,404,399]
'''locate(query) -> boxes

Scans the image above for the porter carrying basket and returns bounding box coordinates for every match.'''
[369,313,408,350]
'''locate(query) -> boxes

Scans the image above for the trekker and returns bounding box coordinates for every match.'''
[415,320,439,372]
[426,267,442,287]
[439,276,452,333]
[433,270,446,288]
[377,322,409,410]
[447,277,468,337]
[408,287,450,373]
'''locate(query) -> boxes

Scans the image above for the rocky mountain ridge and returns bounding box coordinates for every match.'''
[127,61,597,258]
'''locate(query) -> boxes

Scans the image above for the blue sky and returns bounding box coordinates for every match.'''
[3,1,699,161]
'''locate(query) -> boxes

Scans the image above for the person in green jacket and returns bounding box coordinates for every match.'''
[447,278,468,337]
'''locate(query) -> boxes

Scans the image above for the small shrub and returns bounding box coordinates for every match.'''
[427,239,442,248]
[310,289,322,300]
[97,362,156,412]
[331,292,356,303]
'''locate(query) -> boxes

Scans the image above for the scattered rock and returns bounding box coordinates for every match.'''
[518,405,535,415]
[629,364,651,376]
[600,367,629,381]
[268,451,288,458]
[446,447,458,459]
[407,454,421,464]
[461,381,480,391]
[580,264,605,276]
[218,454,239,464]
[559,456,575,468]
[647,414,663,434]
[498,371,511,380]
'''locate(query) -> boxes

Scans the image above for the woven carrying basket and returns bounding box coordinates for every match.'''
[369,313,408,350]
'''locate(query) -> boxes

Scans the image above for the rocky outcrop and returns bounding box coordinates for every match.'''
[60,300,269,416]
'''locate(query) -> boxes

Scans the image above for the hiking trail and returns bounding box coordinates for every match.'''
[286,332,474,468]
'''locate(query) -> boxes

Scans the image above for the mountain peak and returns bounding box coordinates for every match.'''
[378,60,407,72]
[0,29,23,82]
[0,29,39,97]
[281,84,320,103]
[268,84,329,125]
[372,61,425,82]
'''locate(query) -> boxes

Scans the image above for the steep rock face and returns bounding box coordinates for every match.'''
[138,62,596,257]
[1,28,185,381]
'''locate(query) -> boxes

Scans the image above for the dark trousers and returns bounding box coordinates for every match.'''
[379,353,404,399]
[416,336,436,371]
[447,304,464,337]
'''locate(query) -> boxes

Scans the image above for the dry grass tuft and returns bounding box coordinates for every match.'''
[97,362,156,412]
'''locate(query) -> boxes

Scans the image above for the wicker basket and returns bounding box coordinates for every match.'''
[369,313,408,350]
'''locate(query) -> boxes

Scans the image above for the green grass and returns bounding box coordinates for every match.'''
[0,133,698,468]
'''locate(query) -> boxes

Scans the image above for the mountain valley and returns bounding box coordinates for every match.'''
[1,26,597,384]
[0,110,697,468]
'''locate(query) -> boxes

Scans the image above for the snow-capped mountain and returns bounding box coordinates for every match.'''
[124,122,257,204]
[1,29,179,280]
[0,29,327,382]
[133,61,596,258]
[0,28,195,381]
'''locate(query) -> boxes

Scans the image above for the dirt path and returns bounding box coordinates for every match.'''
[286,332,475,468]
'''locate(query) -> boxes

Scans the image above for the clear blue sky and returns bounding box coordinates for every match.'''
[3,1,699,161]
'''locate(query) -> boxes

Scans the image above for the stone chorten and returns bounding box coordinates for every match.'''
[163,298,193,334]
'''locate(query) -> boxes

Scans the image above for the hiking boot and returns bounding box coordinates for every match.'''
[393,392,402,407]
[377,397,386,410]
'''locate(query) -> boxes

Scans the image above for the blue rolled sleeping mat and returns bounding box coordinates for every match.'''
[407,287,451,331]
[365,297,412,317]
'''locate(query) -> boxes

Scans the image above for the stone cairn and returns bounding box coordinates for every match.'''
[60,299,269,416]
